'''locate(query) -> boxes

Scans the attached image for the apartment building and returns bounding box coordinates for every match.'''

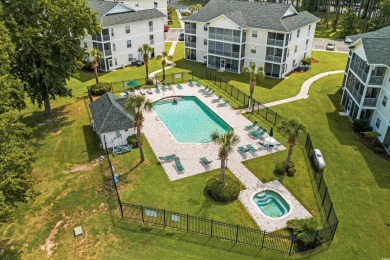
[84,0,165,71]
[181,0,319,78]
[341,26,390,152]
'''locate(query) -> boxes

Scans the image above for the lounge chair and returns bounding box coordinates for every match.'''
[158,154,176,162]
[199,86,209,93]
[155,85,160,93]
[200,157,213,166]
[250,129,267,138]
[161,85,168,91]
[211,95,222,103]
[204,90,215,97]
[146,86,153,94]
[217,100,230,107]
[176,84,183,89]
[167,82,172,90]
[249,126,263,135]
[258,141,267,149]
[140,88,146,95]
[238,146,249,154]
[195,80,201,87]
[113,144,133,155]
[188,79,194,87]
[246,144,258,153]
[245,121,258,130]
[174,157,185,173]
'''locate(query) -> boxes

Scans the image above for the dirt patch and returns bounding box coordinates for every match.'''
[64,159,101,174]
[311,58,319,63]
[51,129,62,135]
[358,134,390,162]
[40,220,64,256]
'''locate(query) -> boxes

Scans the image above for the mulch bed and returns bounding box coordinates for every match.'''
[358,133,390,162]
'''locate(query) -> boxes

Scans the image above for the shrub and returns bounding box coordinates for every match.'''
[82,61,93,71]
[89,83,111,96]
[180,11,191,16]
[363,131,381,144]
[288,167,297,175]
[301,57,312,65]
[352,119,372,133]
[205,175,240,202]
[287,218,318,236]
[145,78,154,85]
[274,161,295,175]
[127,134,138,148]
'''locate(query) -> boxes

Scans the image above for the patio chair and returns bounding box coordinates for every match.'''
[250,129,267,138]
[200,157,213,166]
[249,126,263,135]
[211,95,222,103]
[217,100,229,107]
[258,142,267,149]
[246,144,258,153]
[204,90,215,97]
[176,84,183,89]
[244,121,258,130]
[199,85,209,93]
[174,157,185,173]
[113,144,133,155]
[161,85,168,91]
[188,79,194,87]
[158,154,176,162]
[195,80,201,87]
[238,146,249,154]
[146,86,153,94]
[139,88,146,95]
[155,85,160,93]
[167,82,172,89]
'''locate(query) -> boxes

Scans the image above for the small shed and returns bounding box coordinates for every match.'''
[89,93,135,149]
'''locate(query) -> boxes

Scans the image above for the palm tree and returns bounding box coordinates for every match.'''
[90,48,103,84]
[278,118,307,174]
[242,63,264,111]
[138,44,154,81]
[156,51,173,84]
[211,131,240,182]
[189,5,197,14]
[195,4,203,12]
[125,95,153,162]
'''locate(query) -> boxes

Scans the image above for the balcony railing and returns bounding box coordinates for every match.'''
[350,63,368,83]
[102,35,110,41]
[346,85,362,103]
[105,50,112,56]
[265,55,282,63]
[267,38,284,47]
[149,26,153,32]
[363,98,378,107]
[185,42,196,48]
[92,35,102,41]
[369,75,384,85]
[185,28,196,34]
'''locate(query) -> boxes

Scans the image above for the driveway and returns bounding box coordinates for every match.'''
[313,38,350,53]
[165,28,183,42]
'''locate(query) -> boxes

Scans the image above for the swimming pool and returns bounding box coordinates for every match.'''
[253,190,290,218]
[153,96,232,143]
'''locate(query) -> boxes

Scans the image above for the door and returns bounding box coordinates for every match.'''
[220,58,225,71]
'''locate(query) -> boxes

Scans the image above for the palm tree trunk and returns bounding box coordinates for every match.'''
[136,125,145,162]
[249,79,256,100]
[284,144,294,174]
[44,97,52,117]
[94,67,99,84]
[162,65,166,82]
[145,56,149,81]
[220,158,226,182]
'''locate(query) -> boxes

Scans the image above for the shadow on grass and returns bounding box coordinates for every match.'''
[82,125,104,161]
[0,239,20,260]
[72,70,107,83]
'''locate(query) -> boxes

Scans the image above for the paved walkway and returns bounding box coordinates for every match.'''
[176,9,184,29]
[263,70,344,108]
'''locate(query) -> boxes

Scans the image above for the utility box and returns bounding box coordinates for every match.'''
[313,149,326,170]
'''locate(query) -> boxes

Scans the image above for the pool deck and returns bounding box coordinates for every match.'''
[133,84,311,231]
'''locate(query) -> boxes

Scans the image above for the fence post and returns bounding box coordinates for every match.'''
[186,213,189,233]
[331,221,339,239]
[191,70,193,80]
[163,209,166,227]
[274,112,278,125]
[312,230,319,249]
[141,205,144,224]
[289,236,295,255]
[321,187,328,206]
[210,219,213,238]
[265,107,269,120]
[317,173,324,192]
[220,79,221,88]
[261,230,266,248]
[235,225,239,243]
[237,89,239,100]
[326,203,334,224]
[87,86,93,103]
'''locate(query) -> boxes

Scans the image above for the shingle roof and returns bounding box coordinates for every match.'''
[89,93,134,134]
[182,0,319,32]
[102,9,165,27]
[348,26,390,67]
[87,0,165,27]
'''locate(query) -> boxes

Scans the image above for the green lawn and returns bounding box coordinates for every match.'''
[169,8,182,28]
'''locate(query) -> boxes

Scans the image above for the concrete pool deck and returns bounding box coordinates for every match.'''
[135,84,311,231]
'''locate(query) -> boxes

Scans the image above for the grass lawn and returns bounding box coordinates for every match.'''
[169,8,182,28]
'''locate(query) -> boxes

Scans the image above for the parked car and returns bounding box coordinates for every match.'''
[178,32,184,41]
[344,36,353,44]
[326,42,335,51]
[164,25,169,32]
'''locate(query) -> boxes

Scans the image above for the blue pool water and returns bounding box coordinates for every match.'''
[253,190,290,218]
[153,96,233,143]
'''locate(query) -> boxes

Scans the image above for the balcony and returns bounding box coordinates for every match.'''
[102,35,110,41]
[363,97,378,107]
[105,50,112,56]
[267,38,284,47]
[149,26,153,32]
[369,75,384,85]
[185,42,196,48]
[345,85,362,103]
[265,55,282,63]
[92,34,102,41]
[185,28,196,34]
[350,63,368,83]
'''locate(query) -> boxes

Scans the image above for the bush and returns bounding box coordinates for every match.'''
[287,218,318,236]
[301,57,312,65]
[274,161,295,175]
[352,119,372,133]
[89,83,111,96]
[82,61,93,71]
[205,175,240,202]
[127,134,138,148]
[180,11,191,16]
[145,78,154,85]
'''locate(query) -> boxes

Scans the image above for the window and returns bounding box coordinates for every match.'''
[304,52,306,58]
[305,39,309,50]
[297,29,300,38]
[114,58,117,66]
[154,1,158,8]
[149,21,153,27]
[204,39,207,45]
[83,42,87,48]
[125,25,130,34]
[293,59,296,67]
[251,47,256,54]
[135,1,139,7]
[128,53,133,62]
[111,28,114,37]
[204,24,208,31]
[252,31,257,38]
[127,40,132,48]
[112,43,116,52]
[375,117,381,128]
[150,35,154,45]
[383,95,388,107]
[289,33,291,41]
[308,25,311,35]
[294,45,298,53]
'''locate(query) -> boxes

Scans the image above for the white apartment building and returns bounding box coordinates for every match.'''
[84,0,166,71]
[181,0,319,78]
[341,26,390,152]
[105,0,168,22]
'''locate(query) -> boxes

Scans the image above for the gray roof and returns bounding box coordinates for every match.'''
[88,0,165,27]
[89,93,134,134]
[182,0,319,32]
[348,26,390,67]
